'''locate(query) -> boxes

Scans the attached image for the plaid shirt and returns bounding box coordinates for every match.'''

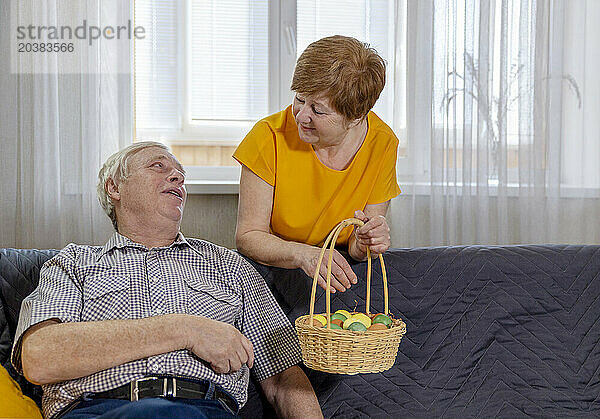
[12,232,301,419]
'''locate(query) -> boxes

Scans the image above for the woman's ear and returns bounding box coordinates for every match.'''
[106,178,121,202]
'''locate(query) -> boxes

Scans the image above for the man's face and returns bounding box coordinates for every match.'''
[113,146,187,227]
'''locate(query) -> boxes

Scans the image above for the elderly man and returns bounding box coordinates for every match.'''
[12,142,322,419]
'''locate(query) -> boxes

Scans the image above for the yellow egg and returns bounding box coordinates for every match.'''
[313,314,328,327]
[343,316,356,329]
[335,309,352,320]
[352,313,372,328]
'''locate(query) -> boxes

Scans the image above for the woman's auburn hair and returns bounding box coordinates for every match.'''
[291,35,386,121]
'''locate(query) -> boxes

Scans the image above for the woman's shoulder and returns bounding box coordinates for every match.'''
[367,112,399,145]
[367,111,399,149]
[240,107,298,151]
[235,106,300,170]
[254,106,297,135]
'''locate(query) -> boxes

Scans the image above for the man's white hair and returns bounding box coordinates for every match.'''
[97,141,171,231]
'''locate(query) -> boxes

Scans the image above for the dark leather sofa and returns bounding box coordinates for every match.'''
[2,245,600,418]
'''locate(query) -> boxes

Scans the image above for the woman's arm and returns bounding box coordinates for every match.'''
[348,202,391,261]
[235,165,356,292]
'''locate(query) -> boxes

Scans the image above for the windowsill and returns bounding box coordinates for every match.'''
[185,180,239,195]
[184,166,241,194]
[184,178,600,198]
[398,181,600,199]
[180,165,599,197]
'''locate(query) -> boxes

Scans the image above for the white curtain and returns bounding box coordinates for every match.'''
[390,0,600,247]
[0,0,133,249]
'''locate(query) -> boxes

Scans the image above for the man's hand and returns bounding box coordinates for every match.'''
[298,245,357,293]
[184,317,254,374]
[353,210,391,255]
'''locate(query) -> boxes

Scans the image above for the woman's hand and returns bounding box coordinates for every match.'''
[299,245,357,293]
[353,210,391,255]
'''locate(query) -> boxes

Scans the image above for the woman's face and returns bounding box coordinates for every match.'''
[292,93,353,147]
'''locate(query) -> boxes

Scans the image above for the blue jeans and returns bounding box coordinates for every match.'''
[60,397,239,419]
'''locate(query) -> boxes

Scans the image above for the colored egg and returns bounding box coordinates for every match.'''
[331,319,344,328]
[330,313,347,322]
[343,316,356,329]
[313,314,328,326]
[368,323,388,331]
[328,323,343,330]
[372,314,392,327]
[347,322,367,332]
[335,309,352,319]
[352,313,372,328]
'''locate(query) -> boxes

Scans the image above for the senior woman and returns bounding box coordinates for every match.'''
[234,35,401,294]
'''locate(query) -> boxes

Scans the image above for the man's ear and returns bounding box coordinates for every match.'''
[106,178,121,202]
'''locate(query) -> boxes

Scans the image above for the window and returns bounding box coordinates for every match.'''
[134,0,270,174]
[189,1,268,123]
[430,0,534,184]
[134,0,403,184]
[297,0,397,129]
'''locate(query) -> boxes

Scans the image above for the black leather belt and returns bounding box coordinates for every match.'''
[91,376,238,414]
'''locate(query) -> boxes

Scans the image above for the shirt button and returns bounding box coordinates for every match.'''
[152,277,160,283]
[154,308,163,315]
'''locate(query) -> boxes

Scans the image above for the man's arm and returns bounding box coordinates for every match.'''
[258,365,323,419]
[21,314,254,385]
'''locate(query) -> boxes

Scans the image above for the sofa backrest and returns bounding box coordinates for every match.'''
[0,248,58,408]
[0,249,58,364]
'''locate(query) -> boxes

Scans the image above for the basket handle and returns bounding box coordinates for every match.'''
[308,218,389,329]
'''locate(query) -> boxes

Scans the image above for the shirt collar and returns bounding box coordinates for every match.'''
[97,231,190,259]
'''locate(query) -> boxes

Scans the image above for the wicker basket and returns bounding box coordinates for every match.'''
[295,218,406,374]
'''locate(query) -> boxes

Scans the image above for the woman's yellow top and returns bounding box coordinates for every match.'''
[233,106,401,247]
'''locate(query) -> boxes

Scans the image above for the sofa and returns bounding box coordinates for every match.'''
[2,245,600,418]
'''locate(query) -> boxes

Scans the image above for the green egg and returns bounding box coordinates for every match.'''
[328,323,343,330]
[372,314,392,327]
[347,322,367,332]
[330,313,347,322]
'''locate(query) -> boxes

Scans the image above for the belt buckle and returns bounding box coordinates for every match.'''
[130,376,177,401]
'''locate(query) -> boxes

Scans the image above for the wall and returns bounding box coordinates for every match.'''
[4,189,596,250]
[179,192,600,251]
[180,194,239,249]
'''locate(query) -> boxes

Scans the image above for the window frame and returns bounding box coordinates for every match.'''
[170,0,297,147]
[134,0,298,189]
[190,0,296,188]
